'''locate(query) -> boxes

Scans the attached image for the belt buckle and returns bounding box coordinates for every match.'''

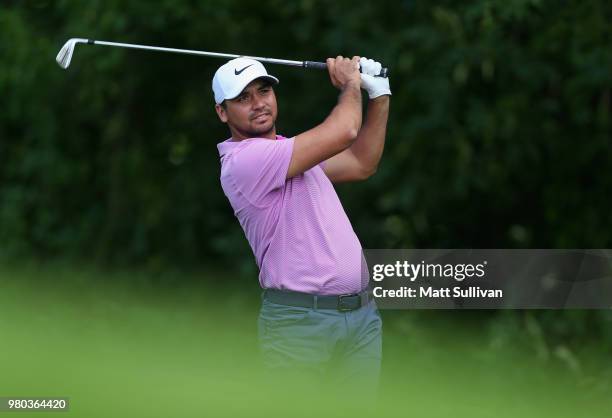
[338,294,359,312]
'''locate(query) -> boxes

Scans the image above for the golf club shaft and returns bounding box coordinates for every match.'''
[87,39,389,78]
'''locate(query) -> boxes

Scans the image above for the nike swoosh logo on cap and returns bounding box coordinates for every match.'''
[234,64,254,75]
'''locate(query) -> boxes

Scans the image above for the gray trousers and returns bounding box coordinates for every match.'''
[257,295,383,392]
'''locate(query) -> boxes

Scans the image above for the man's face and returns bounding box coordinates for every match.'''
[215,78,278,140]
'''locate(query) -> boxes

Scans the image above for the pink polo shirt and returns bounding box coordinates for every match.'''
[217,135,366,295]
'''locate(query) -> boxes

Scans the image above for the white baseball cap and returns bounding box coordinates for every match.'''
[212,57,279,104]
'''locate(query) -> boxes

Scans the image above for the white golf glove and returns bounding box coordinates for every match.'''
[359,57,391,99]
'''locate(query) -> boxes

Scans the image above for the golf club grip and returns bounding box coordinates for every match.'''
[303,61,389,78]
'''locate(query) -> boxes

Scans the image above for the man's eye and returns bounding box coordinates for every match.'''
[238,96,249,102]
[260,88,271,94]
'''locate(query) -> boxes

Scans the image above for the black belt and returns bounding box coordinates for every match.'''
[263,288,370,312]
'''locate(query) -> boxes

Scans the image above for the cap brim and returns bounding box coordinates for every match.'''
[224,75,279,101]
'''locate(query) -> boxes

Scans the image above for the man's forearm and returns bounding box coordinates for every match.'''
[349,96,390,175]
[326,81,363,139]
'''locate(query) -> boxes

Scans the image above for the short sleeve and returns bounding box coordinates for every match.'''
[228,137,295,204]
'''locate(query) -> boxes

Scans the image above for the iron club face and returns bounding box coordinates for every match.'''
[56,38,88,69]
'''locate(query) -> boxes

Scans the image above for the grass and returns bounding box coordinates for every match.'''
[0,262,610,417]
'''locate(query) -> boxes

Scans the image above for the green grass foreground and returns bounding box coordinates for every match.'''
[1,263,610,417]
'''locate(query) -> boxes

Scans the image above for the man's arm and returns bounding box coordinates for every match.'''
[323,58,391,183]
[322,96,389,183]
[286,56,362,179]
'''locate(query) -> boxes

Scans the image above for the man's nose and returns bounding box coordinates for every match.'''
[251,94,265,110]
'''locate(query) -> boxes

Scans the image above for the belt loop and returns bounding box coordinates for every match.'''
[313,295,318,311]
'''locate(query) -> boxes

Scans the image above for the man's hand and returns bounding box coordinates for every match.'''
[326,56,361,90]
[359,57,391,99]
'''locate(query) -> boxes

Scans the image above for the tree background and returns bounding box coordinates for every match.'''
[2,1,612,351]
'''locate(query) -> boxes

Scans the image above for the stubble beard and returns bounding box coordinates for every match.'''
[234,116,276,139]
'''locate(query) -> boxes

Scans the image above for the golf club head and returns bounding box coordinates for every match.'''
[56,38,88,69]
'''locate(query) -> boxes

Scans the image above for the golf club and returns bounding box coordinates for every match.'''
[56,38,389,78]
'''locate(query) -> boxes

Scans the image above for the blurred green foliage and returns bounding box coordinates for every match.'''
[1,1,611,350]
[1,265,610,417]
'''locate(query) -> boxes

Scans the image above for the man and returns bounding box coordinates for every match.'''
[213,55,391,388]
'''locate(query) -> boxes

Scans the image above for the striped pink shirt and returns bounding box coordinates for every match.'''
[217,135,366,295]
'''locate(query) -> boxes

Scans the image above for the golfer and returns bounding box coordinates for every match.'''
[213,55,390,387]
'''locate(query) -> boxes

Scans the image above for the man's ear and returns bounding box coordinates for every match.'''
[215,103,228,123]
